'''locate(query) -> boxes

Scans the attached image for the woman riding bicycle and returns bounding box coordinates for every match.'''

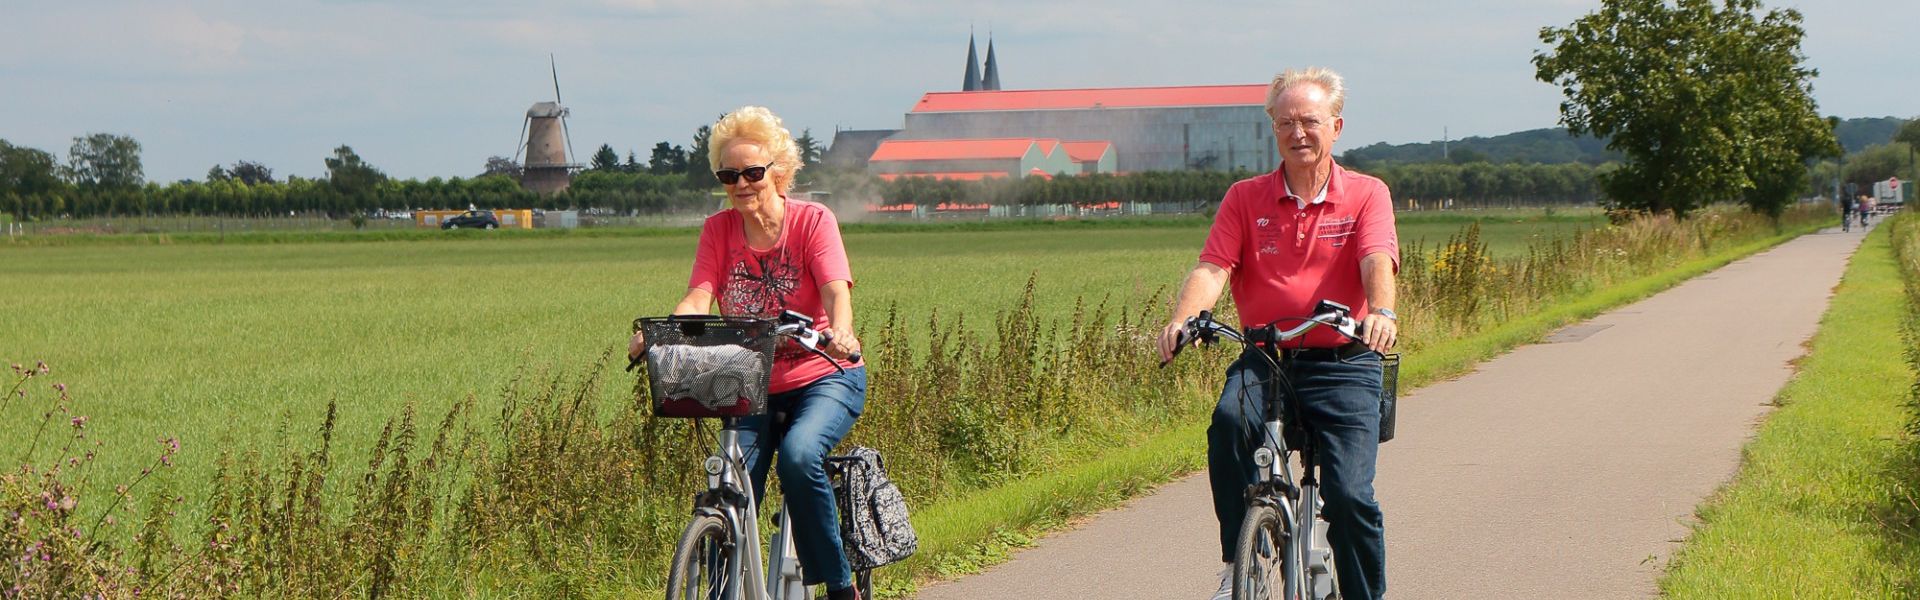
[627,106,868,600]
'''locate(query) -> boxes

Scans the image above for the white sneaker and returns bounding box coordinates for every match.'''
[1210,565,1234,600]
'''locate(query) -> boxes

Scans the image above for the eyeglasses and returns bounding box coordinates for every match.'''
[714,163,772,185]
[1273,117,1334,133]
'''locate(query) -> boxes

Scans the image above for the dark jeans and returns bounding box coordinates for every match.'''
[1208,347,1385,600]
[732,367,867,591]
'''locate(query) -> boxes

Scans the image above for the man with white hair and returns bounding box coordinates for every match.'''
[1157,67,1399,600]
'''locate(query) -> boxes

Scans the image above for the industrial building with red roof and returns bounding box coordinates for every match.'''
[832,38,1275,179]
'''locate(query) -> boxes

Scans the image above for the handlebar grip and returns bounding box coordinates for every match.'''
[1159,327,1193,368]
[817,329,862,364]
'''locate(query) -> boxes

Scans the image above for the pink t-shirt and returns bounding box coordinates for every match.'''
[1198,162,1399,349]
[689,199,859,394]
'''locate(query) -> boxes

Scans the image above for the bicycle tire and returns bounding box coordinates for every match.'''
[666,514,735,600]
[1233,503,1296,600]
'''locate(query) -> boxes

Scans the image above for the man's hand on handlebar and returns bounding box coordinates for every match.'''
[1360,312,1396,354]
[1157,318,1190,364]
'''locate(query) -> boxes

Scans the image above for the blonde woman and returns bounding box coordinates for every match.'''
[629,106,867,599]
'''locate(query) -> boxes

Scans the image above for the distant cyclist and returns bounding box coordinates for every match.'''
[627,106,869,600]
[1157,67,1399,600]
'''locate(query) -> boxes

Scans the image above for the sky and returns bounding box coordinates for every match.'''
[2,0,1913,183]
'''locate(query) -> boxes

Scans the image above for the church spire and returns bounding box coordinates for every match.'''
[962,33,982,92]
[982,35,1001,91]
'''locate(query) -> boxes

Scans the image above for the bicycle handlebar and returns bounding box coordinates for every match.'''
[626,311,860,373]
[1160,300,1365,368]
[772,310,862,366]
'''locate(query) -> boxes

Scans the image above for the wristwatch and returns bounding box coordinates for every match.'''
[1370,307,1397,321]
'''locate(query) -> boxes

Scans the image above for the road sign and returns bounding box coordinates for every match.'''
[1875,178,1903,203]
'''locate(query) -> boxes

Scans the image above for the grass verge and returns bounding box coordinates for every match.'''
[876,217,1829,596]
[1658,219,1920,597]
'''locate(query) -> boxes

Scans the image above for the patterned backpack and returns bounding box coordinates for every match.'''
[831,446,918,570]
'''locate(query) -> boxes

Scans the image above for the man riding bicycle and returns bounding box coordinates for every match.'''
[1156,67,1399,600]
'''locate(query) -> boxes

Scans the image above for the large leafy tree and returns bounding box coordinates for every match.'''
[481,156,521,179]
[324,145,386,198]
[67,133,144,189]
[229,160,275,185]
[1534,0,1836,217]
[1,139,67,196]
[1896,119,1919,183]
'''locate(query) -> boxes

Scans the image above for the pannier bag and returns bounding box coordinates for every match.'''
[1379,353,1401,443]
[830,446,918,570]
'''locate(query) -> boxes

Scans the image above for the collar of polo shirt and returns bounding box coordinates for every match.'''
[1282,174,1331,210]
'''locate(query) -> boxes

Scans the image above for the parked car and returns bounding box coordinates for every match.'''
[442,210,499,230]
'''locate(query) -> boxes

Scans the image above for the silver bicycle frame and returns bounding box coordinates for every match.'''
[707,428,811,600]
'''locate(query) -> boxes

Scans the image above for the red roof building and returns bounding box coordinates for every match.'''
[867,138,1089,180]
[892,84,1274,173]
[1060,141,1116,174]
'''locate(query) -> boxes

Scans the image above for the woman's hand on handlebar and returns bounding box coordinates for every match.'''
[824,326,861,361]
[627,330,646,361]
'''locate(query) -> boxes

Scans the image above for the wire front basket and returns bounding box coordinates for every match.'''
[635,316,778,418]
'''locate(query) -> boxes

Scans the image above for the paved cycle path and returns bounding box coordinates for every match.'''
[912,225,1869,599]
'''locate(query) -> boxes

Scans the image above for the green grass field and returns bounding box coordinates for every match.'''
[0,211,1601,498]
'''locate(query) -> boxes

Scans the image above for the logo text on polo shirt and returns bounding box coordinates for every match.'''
[1317,217,1357,248]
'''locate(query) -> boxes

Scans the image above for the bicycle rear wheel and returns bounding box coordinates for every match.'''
[1233,503,1296,600]
[666,515,735,600]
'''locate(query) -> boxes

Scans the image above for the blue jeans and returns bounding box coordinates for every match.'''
[732,367,866,591]
[1208,348,1385,600]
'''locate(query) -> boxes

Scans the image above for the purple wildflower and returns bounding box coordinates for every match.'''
[69,415,87,429]
[35,361,48,374]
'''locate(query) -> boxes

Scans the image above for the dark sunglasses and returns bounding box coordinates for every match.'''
[714,163,772,185]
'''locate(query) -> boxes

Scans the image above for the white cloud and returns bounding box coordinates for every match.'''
[146,7,248,71]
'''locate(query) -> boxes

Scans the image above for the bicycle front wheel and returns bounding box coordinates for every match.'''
[666,514,736,600]
[1233,503,1296,600]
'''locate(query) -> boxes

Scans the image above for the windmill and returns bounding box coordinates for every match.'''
[514,54,579,195]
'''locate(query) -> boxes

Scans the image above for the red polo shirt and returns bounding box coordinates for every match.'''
[1199,161,1399,348]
